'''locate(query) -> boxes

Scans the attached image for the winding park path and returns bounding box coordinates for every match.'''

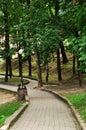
[0,79,80,130]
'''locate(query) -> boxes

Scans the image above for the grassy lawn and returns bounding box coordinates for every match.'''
[0,77,29,86]
[64,92,86,122]
[0,100,24,127]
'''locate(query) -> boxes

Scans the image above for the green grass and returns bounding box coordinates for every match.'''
[65,92,86,122]
[0,78,5,83]
[8,77,29,85]
[0,100,24,127]
[0,77,29,86]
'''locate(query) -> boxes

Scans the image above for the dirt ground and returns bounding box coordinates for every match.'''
[0,90,16,105]
[45,75,86,94]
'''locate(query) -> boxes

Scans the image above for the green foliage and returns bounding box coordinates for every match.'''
[0,0,86,80]
[63,2,86,73]
[0,0,28,58]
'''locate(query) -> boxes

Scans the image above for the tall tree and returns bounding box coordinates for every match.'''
[26,0,32,77]
[54,0,62,81]
[3,1,12,82]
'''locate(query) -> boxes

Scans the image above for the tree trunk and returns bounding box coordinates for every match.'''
[26,0,30,6]
[54,1,62,81]
[26,0,31,77]
[4,3,9,82]
[36,51,42,87]
[74,28,82,86]
[73,55,76,75]
[46,63,49,83]
[56,50,62,81]
[8,56,12,78]
[48,1,53,16]
[5,58,9,82]
[60,42,68,64]
[77,58,82,86]
[28,55,32,77]
[18,54,22,77]
[54,0,59,16]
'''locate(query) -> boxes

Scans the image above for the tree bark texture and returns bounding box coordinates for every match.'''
[18,54,22,77]
[36,51,43,87]
[4,3,9,82]
[28,55,32,76]
[46,63,49,83]
[77,59,82,86]
[73,55,76,75]
[60,42,68,64]
[54,1,62,81]
[54,0,59,16]
[56,50,62,81]
[8,56,12,78]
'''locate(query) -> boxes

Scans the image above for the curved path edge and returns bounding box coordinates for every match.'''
[41,88,86,130]
[0,102,29,130]
[0,78,86,130]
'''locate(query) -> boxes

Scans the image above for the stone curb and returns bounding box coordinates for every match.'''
[41,88,86,130]
[0,101,29,130]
